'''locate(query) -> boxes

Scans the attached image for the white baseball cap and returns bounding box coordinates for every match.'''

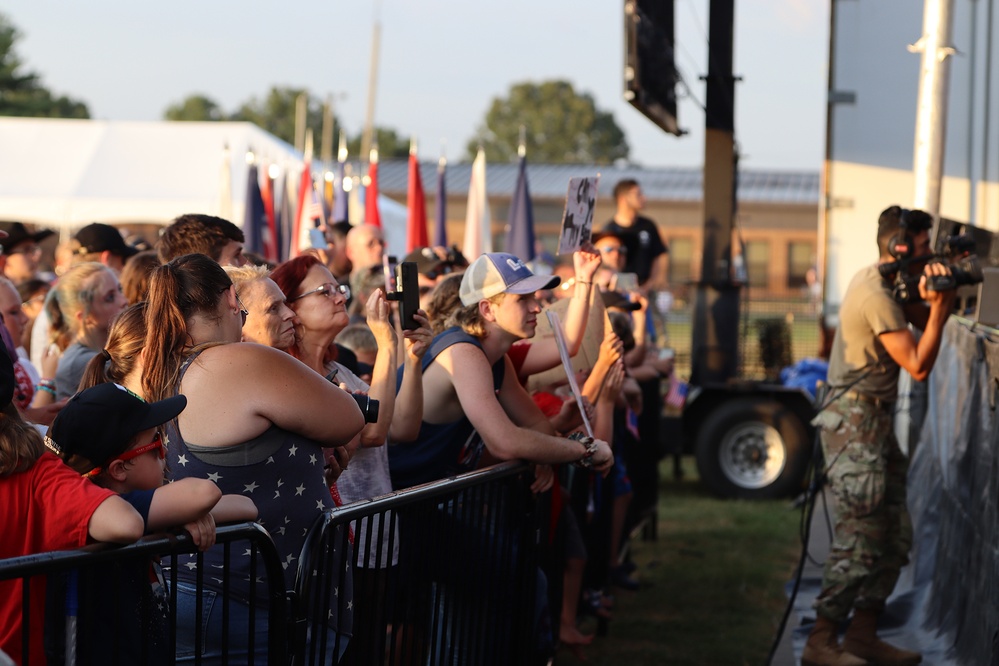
[459,253,562,306]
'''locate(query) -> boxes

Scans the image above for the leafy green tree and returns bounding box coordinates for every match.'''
[347,127,409,160]
[229,86,330,148]
[468,80,628,164]
[0,13,89,118]
[164,94,225,121]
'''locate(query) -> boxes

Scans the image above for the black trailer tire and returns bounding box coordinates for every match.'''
[694,397,810,499]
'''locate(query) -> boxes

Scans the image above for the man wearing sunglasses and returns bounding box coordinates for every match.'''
[0,221,55,284]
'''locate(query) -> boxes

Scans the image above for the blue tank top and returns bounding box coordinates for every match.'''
[164,351,352,634]
[388,327,504,489]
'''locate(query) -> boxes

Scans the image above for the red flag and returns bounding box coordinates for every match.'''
[406,151,428,252]
[292,163,323,258]
[365,151,382,228]
[259,163,278,262]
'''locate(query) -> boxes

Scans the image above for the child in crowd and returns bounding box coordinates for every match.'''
[43,383,258,665]
[0,347,144,666]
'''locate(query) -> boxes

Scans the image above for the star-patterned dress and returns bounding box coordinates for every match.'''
[164,351,353,637]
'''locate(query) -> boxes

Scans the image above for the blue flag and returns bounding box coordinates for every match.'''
[434,159,447,247]
[505,155,535,261]
[243,164,268,256]
[333,160,349,223]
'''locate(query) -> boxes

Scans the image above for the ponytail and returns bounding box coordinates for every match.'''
[141,254,231,402]
[79,302,148,392]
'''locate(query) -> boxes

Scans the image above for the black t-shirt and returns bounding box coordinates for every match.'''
[604,216,668,285]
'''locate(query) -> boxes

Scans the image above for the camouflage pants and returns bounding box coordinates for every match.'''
[812,396,912,623]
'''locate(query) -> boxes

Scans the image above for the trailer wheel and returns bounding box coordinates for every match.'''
[694,397,810,499]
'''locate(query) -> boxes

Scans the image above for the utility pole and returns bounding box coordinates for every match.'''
[690,0,740,386]
[360,20,382,162]
[909,0,956,220]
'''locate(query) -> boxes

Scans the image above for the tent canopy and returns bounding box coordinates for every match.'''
[0,118,304,231]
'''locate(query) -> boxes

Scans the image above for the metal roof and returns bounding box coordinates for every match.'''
[364,159,819,206]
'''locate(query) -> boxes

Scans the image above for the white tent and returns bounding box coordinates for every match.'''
[0,118,408,255]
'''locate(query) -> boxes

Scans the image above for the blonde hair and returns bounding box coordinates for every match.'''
[53,262,114,337]
[78,302,147,391]
[224,263,271,294]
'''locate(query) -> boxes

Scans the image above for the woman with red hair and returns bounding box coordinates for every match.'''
[271,254,431,662]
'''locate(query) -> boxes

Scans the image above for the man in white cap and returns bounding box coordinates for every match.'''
[388,252,613,489]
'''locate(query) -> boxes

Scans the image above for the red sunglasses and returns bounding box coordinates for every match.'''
[115,431,165,464]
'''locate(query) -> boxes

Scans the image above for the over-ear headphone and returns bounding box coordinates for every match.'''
[887,207,913,260]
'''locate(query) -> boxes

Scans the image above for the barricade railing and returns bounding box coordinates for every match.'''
[0,522,287,666]
[293,460,559,666]
[1,462,559,666]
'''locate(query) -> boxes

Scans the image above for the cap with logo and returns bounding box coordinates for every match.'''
[459,252,561,306]
[45,383,187,473]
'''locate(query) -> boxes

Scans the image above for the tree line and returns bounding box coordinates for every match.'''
[1,13,629,165]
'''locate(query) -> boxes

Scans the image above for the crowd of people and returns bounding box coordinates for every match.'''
[0,178,680,665]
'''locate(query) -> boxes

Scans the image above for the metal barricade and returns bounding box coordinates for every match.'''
[0,522,287,666]
[293,461,559,666]
[1,464,561,666]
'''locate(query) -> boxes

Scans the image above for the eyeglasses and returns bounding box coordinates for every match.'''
[290,282,351,302]
[235,293,249,326]
[597,245,626,255]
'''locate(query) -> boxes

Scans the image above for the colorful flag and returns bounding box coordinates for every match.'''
[259,162,277,262]
[505,154,535,261]
[292,134,324,257]
[434,155,447,247]
[243,163,268,257]
[333,133,349,224]
[365,148,382,228]
[275,167,295,261]
[665,374,688,410]
[406,147,428,252]
[462,147,491,260]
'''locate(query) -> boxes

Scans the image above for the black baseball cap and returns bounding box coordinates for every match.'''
[403,246,468,279]
[0,222,54,251]
[45,383,187,473]
[74,223,140,258]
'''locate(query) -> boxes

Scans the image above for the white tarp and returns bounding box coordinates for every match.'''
[0,118,408,255]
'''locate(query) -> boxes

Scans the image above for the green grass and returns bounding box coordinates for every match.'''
[559,457,802,665]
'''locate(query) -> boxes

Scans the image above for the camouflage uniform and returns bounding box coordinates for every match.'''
[812,395,912,622]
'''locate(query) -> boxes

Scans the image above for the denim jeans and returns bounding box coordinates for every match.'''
[173,583,348,664]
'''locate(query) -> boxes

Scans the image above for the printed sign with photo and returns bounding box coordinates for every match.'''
[557,176,600,255]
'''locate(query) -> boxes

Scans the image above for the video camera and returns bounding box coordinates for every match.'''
[878,233,984,304]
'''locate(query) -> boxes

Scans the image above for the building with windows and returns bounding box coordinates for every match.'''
[376,161,819,302]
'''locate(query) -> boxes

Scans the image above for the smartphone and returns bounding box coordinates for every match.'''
[382,255,398,294]
[308,228,326,250]
[397,261,420,330]
[614,272,639,292]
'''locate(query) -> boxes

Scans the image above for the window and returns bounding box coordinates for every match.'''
[667,236,693,285]
[787,242,814,289]
[745,241,770,288]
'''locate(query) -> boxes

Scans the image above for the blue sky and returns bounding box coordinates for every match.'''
[4,0,828,171]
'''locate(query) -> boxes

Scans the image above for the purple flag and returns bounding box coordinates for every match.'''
[434,159,447,247]
[243,164,268,257]
[505,155,535,261]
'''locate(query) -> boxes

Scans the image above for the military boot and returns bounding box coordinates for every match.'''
[802,616,869,666]
[843,609,921,665]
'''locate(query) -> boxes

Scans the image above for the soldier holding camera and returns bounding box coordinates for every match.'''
[803,206,955,666]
